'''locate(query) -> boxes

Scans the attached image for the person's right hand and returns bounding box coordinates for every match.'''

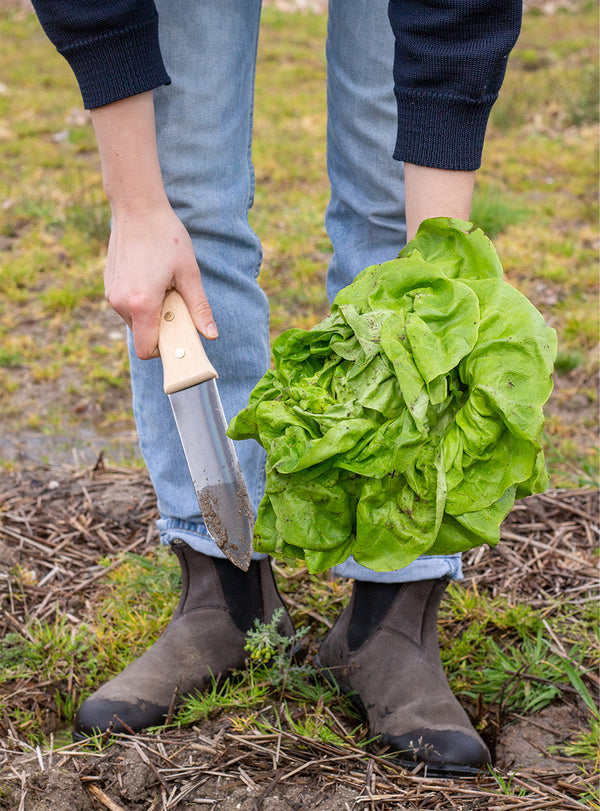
[89,91,217,360]
[105,201,217,360]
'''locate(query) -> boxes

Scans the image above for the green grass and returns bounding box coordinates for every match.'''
[443,585,599,699]
[0,549,182,740]
[470,184,530,239]
[2,549,598,760]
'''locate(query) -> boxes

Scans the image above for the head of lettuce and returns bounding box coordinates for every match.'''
[228,218,557,573]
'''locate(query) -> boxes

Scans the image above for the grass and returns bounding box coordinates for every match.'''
[439,583,599,758]
[0,4,597,479]
[470,183,530,239]
[1,546,598,760]
[0,550,181,741]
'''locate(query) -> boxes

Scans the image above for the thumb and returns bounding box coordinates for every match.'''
[177,275,219,340]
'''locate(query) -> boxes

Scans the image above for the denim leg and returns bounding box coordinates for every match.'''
[325,0,462,582]
[324,0,407,302]
[128,0,269,557]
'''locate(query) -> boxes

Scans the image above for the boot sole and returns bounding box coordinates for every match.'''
[314,654,490,780]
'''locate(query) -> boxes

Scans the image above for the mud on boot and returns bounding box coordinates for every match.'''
[73,543,294,740]
[316,577,490,778]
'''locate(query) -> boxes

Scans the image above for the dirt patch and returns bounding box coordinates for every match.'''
[496,705,582,774]
[17,771,96,811]
[1,716,595,810]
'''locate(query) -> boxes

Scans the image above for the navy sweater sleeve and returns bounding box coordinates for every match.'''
[31,0,520,170]
[389,0,522,169]
[30,0,170,109]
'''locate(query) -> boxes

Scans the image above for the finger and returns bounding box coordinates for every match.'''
[178,275,219,340]
[126,295,162,359]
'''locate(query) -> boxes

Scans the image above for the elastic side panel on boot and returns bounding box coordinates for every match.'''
[170,541,191,620]
[213,557,264,632]
[347,581,403,651]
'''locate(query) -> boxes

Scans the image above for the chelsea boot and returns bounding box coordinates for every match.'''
[73,542,293,739]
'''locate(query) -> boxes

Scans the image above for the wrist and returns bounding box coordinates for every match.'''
[404,163,475,242]
[105,184,171,217]
[91,92,169,216]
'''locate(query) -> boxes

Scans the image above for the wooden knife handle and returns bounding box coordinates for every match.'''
[158,290,218,395]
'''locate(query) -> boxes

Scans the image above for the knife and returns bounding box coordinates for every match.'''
[158,289,254,571]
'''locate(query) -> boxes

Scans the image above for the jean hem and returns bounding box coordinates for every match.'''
[157,518,269,560]
[330,553,463,583]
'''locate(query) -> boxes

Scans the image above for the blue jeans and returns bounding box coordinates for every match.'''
[128,0,462,584]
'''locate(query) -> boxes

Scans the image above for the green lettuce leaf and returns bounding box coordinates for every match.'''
[228,218,557,572]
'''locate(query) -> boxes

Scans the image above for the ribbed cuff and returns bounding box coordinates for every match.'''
[393,90,497,171]
[60,14,171,109]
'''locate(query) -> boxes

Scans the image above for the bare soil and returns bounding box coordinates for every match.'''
[0,466,597,810]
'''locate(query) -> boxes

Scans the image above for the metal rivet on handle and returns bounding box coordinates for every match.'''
[164,311,175,322]
[175,348,185,359]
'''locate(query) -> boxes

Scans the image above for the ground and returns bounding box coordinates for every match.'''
[0,468,597,809]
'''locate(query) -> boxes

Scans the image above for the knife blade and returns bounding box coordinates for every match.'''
[158,289,254,571]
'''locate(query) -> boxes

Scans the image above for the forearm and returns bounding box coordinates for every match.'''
[404,164,475,242]
[91,91,167,214]
[88,93,216,359]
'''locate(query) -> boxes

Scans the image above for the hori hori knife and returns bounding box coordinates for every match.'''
[158,290,254,571]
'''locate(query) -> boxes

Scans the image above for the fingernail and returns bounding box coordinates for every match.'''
[206,322,219,339]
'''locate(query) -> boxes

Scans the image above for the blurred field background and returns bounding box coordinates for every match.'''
[0,2,598,485]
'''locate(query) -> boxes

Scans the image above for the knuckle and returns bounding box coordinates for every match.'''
[191,299,213,318]
[127,293,153,315]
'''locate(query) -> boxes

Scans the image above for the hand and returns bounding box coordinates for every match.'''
[89,92,217,359]
[104,202,217,359]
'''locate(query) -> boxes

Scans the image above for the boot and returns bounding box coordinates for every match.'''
[73,542,294,740]
[316,578,490,777]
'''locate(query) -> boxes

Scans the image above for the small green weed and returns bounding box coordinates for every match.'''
[172,669,272,728]
[554,716,599,761]
[173,608,355,744]
[0,347,25,368]
[282,697,353,747]
[489,770,531,798]
[579,779,600,810]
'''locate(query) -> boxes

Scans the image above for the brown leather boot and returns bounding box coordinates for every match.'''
[316,578,490,777]
[73,542,294,739]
